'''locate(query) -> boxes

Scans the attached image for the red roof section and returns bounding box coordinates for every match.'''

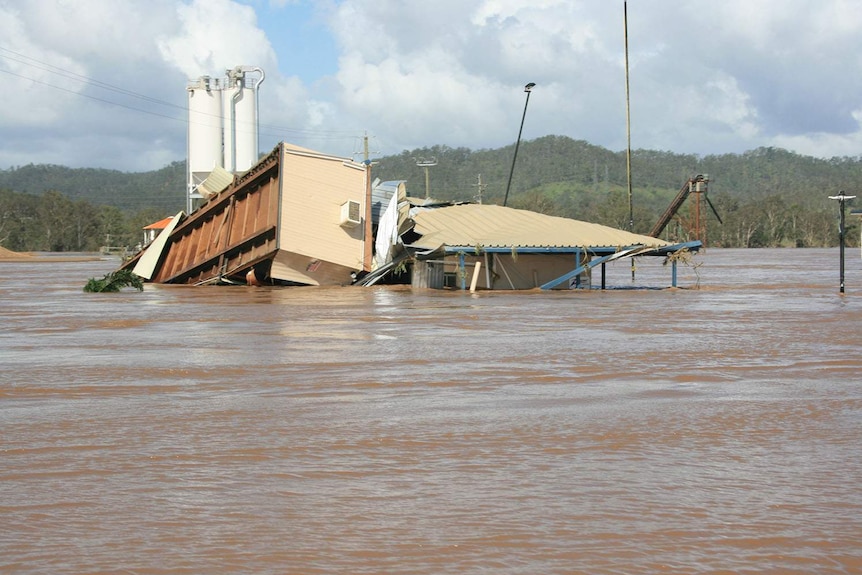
[143,216,174,230]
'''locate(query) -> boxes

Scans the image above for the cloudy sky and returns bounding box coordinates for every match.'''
[1,0,861,172]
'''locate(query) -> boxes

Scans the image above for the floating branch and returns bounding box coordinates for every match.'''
[84,269,144,293]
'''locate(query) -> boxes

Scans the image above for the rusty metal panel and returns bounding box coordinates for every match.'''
[151,146,283,284]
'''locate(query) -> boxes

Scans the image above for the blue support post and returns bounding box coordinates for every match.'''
[574,249,581,289]
[672,260,678,287]
[459,252,466,290]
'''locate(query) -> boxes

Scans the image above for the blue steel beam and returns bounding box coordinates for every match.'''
[540,249,640,290]
[538,241,702,290]
[435,241,702,291]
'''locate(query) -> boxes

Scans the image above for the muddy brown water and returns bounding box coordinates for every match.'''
[2,248,861,574]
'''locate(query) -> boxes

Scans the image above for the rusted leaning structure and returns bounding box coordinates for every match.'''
[125,142,369,287]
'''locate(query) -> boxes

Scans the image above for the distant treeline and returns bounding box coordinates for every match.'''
[0,136,858,252]
[0,189,166,252]
[0,161,183,252]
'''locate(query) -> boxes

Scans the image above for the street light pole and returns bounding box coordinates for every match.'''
[828,190,856,294]
[416,158,437,199]
[503,82,535,207]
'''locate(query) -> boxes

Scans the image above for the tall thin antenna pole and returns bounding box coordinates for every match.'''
[624,1,633,232]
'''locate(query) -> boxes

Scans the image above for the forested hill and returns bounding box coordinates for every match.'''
[0,161,186,214]
[372,136,861,207]
[1,135,859,248]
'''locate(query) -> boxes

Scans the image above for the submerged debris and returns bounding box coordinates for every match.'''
[84,269,144,293]
[663,247,702,288]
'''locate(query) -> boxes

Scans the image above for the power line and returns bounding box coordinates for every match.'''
[0,66,186,123]
[0,46,361,142]
[0,46,183,109]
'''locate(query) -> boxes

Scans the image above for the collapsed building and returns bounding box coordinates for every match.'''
[122,141,700,290]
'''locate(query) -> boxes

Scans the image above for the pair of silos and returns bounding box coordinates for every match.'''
[186,66,264,212]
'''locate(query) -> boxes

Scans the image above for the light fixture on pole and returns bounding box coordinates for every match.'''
[415,157,437,199]
[828,190,856,294]
[503,82,536,207]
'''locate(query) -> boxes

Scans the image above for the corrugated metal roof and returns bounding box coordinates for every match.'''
[371,180,404,223]
[198,166,234,197]
[409,204,669,251]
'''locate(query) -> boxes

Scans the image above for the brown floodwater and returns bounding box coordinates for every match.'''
[2,248,861,574]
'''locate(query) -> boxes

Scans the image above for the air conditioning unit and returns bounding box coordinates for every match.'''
[339,200,361,227]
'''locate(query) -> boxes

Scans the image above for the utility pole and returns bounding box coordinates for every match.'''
[624,2,635,282]
[362,132,375,272]
[416,158,437,198]
[624,1,633,232]
[473,174,486,204]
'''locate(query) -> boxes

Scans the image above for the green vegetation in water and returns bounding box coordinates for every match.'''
[84,269,144,293]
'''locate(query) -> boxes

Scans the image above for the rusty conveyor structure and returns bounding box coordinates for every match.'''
[155,148,280,285]
[649,174,721,243]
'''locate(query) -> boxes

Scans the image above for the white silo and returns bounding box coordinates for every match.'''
[223,66,264,173]
[186,66,264,213]
[187,76,224,211]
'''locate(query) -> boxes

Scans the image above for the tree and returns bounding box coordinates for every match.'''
[36,190,75,250]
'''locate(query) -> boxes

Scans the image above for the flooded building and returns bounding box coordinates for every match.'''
[125,144,698,290]
[363,193,700,290]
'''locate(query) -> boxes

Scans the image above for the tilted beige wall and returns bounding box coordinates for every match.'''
[278,146,367,271]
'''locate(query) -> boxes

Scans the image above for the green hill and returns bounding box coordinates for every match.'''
[0,161,186,214]
[1,136,858,251]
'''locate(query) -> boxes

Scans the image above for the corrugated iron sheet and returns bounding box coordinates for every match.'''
[371,180,404,223]
[409,204,670,251]
[198,166,234,197]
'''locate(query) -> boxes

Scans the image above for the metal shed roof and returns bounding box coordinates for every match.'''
[409,203,670,252]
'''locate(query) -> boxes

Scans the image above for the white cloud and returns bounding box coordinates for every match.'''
[771,109,862,159]
[157,0,277,78]
[324,0,627,155]
[2,0,862,172]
